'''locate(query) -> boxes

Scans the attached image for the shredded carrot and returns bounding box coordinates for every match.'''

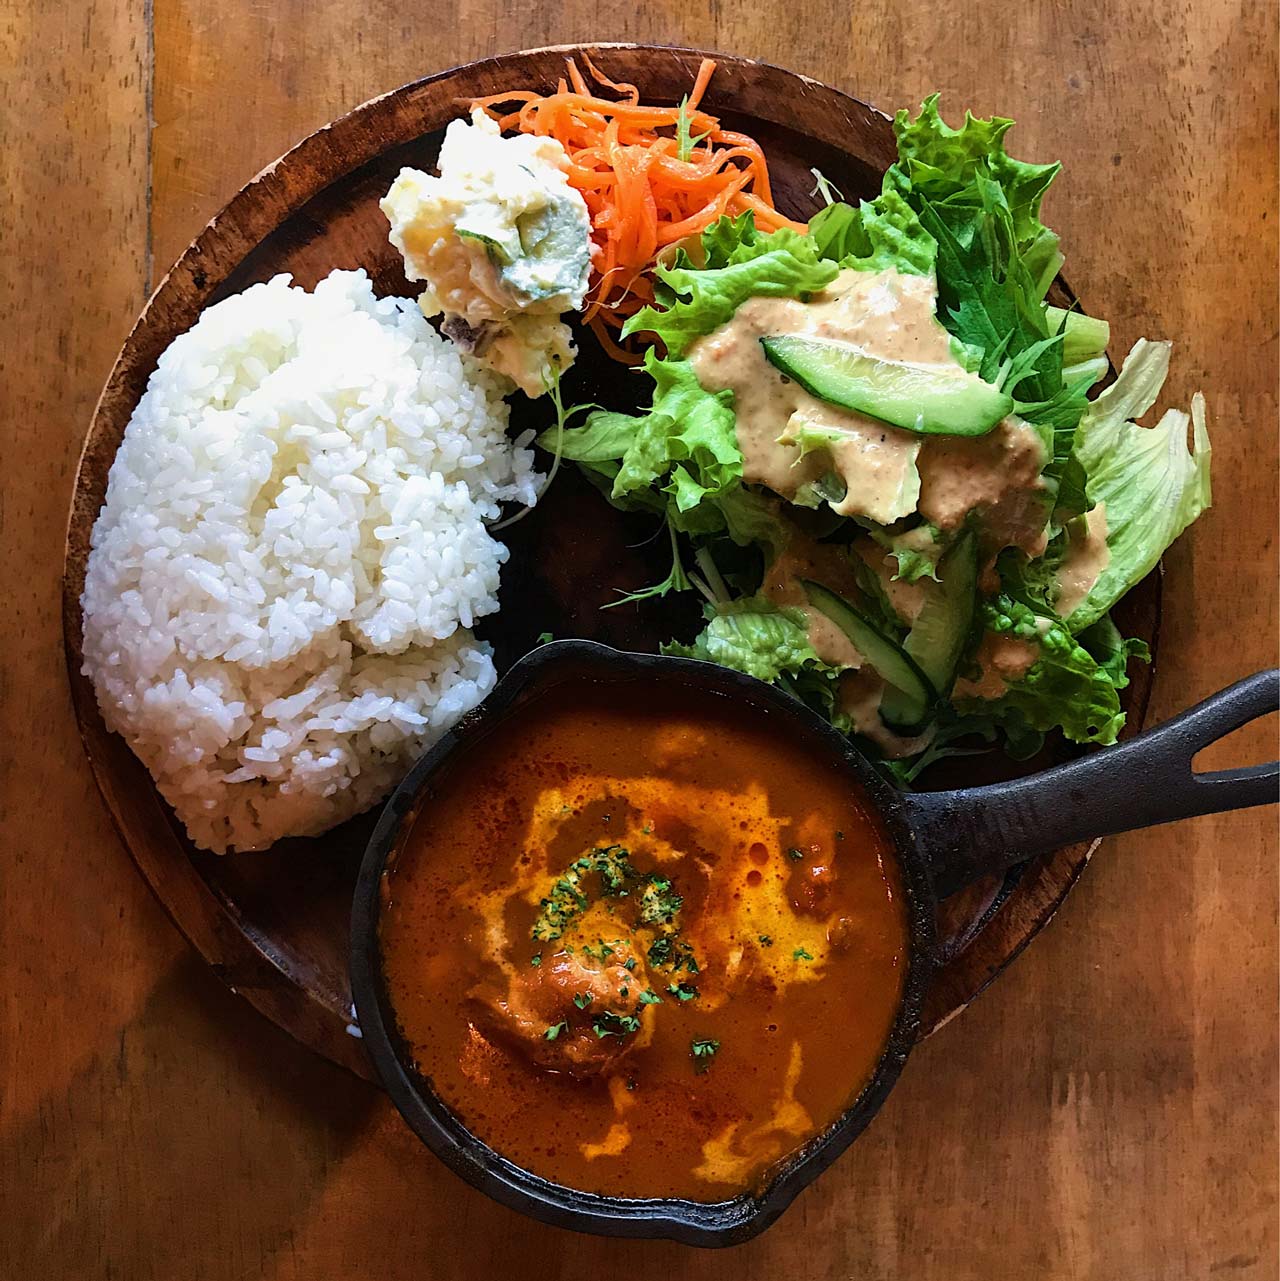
[470,57,805,360]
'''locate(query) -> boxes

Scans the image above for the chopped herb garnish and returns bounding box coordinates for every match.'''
[793,947,814,961]
[668,981,698,1001]
[572,992,593,1010]
[624,957,637,971]
[639,875,683,925]
[639,990,663,1005]
[641,824,653,835]
[691,1038,720,1071]
[530,953,542,967]
[620,985,630,999]
[536,631,554,645]
[592,1011,642,1039]
[787,847,804,862]
[758,934,773,947]
[532,846,638,940]
[647,936,673,967]
[544,1021,568,1041]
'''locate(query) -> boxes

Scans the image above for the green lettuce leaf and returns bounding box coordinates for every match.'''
[958,596,1128,745]
[1063,339,1211,631]
[886,97,1086,444]
[545,349,742,516]
[623,214,837,356]
[662,594,826,681]
[894,96,1061,262]
[1076,613,1150,690]
[713,485,790,557]
[869,524,946,583]
[662,593,850,729]
[808,188,936,276]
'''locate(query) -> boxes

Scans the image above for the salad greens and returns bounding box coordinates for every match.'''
[541,97,1210,775]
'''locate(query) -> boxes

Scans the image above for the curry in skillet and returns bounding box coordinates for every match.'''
[380,680,908,1200]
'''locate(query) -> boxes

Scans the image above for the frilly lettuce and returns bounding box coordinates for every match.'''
[887,96,1096,441]
[1062,339,1211,631]
[544,349,741,519]
[808,186,936,275]
[958,596,1131,745]
[894,96,1061,267]
[662,594,818,681]
[624,214,837,356]
[662,594,847,724]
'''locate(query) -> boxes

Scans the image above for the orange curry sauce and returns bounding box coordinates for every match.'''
[380,680,907,1200]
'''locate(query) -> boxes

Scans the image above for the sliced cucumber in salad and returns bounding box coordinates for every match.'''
[880,532,978,727]
[761,335,1012,437]
[801,580,938,731]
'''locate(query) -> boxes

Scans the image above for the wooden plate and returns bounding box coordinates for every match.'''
[63,44,1159,1080]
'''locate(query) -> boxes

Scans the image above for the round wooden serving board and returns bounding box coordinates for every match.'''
[63,44,1159,1081]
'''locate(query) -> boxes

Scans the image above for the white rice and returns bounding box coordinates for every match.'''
[81,269,540,853]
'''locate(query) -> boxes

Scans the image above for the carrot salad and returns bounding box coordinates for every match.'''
[471,56,808,362]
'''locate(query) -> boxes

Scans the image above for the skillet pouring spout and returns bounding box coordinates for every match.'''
[902,669,1280,899]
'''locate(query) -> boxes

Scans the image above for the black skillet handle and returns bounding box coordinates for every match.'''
[903,670,1279,899]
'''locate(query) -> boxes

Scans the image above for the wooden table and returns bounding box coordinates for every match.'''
[3,3,1276,1277]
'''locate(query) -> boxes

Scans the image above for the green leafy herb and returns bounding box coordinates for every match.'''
[691,1038,720,1071]
[787,847,804,862]
[638,876,683,925]
[793,947,814,961]
[668,981,699,1001]
[758,934,773,947]
[674,94,711,163]
[535,631,553,646]
[572,992,593,1010]
[544,1022,567,1041]
[530,954,542,967]
[639,990,663,1005]
[532,847,684,941]
[593,1012,642,1039]
[532,847,632,940]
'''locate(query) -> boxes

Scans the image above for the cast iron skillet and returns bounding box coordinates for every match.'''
[350,642,1278,1247]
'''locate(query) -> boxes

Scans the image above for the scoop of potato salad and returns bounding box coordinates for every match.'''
[382,108,593,395]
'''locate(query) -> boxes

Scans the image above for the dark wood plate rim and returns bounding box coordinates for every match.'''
[61,42,1159,1082]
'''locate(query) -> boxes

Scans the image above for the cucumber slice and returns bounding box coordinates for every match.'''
[801,580,938,729]
[762,335,1012,437]
[456,226,516,264]
[880,532,978,727]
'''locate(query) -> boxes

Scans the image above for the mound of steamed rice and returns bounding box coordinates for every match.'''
[81,269,540,853]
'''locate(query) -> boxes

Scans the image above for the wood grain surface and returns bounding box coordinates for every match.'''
[3,2,1277,1278]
